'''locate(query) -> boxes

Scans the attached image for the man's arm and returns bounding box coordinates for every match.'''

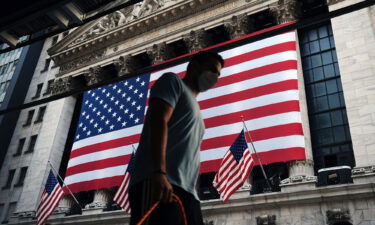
[148,97,174,203]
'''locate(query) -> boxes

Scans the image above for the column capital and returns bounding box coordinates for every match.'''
[224,13,253,39]
[113,55,137,77]
[183,28,211,52]
[270,0,301,24]
[83,66,105,86]
[146,42,173,64]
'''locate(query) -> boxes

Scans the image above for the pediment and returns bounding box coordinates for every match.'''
[48,0,178,56]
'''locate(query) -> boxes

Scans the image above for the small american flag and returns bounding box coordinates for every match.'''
[213,130,255,202]
[113,151,135,212]
[36,170,64,225]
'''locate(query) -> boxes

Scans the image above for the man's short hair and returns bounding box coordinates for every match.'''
[187,51,225,69]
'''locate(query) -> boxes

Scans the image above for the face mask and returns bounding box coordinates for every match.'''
[197,71,218,92]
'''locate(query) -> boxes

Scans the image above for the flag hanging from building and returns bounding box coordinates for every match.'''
[64,23,306,193]
[113,151,135,212]
[36,170,64,225]
[213,130,255,202]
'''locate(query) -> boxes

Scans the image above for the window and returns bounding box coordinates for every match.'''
[23,110,34,127]
[14,167,28,187]
[32,83,43,99]
[11,60,18,72]
[2,170,15,189]
[299,24,354,172]
[43,79,54,96]
[13,138,25,156]
[34,106,46,123]
[41,58,51,72]
[25,135,37,154]
[1,202,16,224]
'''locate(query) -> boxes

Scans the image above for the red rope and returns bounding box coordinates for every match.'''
[136,193,188,225]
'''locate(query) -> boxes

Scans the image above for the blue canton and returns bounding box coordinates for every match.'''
[45,171,59,195]
[74,74,151,141]
[229,130,248,163]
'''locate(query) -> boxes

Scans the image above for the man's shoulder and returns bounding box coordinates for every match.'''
[159,72,180,81]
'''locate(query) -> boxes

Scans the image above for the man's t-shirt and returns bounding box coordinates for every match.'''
[129,72,205,200]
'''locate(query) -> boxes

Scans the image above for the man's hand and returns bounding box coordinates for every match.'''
[151,173,174,203]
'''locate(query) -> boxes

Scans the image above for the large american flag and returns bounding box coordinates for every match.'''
[63,25,305,193]
[36,170,64,225]
[113,151,135,212]
[213,130,255,202]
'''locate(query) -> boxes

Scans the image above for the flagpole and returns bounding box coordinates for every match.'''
[48,161,82,210]
[240,116,272,192]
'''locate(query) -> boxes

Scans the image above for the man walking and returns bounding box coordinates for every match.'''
[129,51,224,225]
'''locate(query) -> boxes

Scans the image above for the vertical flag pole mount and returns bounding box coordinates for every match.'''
[48,161,83,210]
[240,116,273,192]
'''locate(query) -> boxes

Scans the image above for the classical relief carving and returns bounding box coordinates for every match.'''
[256,215,276,225]
[270,0,301,24]
[51,77,74,95]
[146,42,173,64]
[113,55,137,76]
[70,0,168,47]
[83,66,105,86]
[224,14,253,39]
[14,211,35,218]
[59,49,106,75]
[183,29,211,52]
[326,208,351,225]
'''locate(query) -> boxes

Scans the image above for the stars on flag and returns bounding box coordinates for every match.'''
[74,75,149,141]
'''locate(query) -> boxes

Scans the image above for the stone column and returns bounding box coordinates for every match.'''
[183,28,211,52]
[270,0,317,191]
[82,189,113,215]
[224,13,254,39]
[55,195,75,215]
[270,0,301,24]
[146,42,173,64]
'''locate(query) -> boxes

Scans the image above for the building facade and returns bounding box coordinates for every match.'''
[0,0,374,224]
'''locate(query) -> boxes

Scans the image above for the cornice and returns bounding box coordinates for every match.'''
[50,0,227,67]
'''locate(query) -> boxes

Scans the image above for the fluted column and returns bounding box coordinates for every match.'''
[55,195,75,215]
[146,42,173,64]
[224,13,254,39]
[183,28,211,52]
[270,0,301,24]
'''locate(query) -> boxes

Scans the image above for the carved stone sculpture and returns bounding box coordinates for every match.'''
[51,77,73,95]
[326,208,351,225]
[83,66,105,86]
[113,55,137,76]
[146,42,173,64]
[224,14,254,39]
[270,0,301,24]
[256,215,276,225]
[183,29,211,52]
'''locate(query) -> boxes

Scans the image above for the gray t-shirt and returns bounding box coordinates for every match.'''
[129,72,205,200]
